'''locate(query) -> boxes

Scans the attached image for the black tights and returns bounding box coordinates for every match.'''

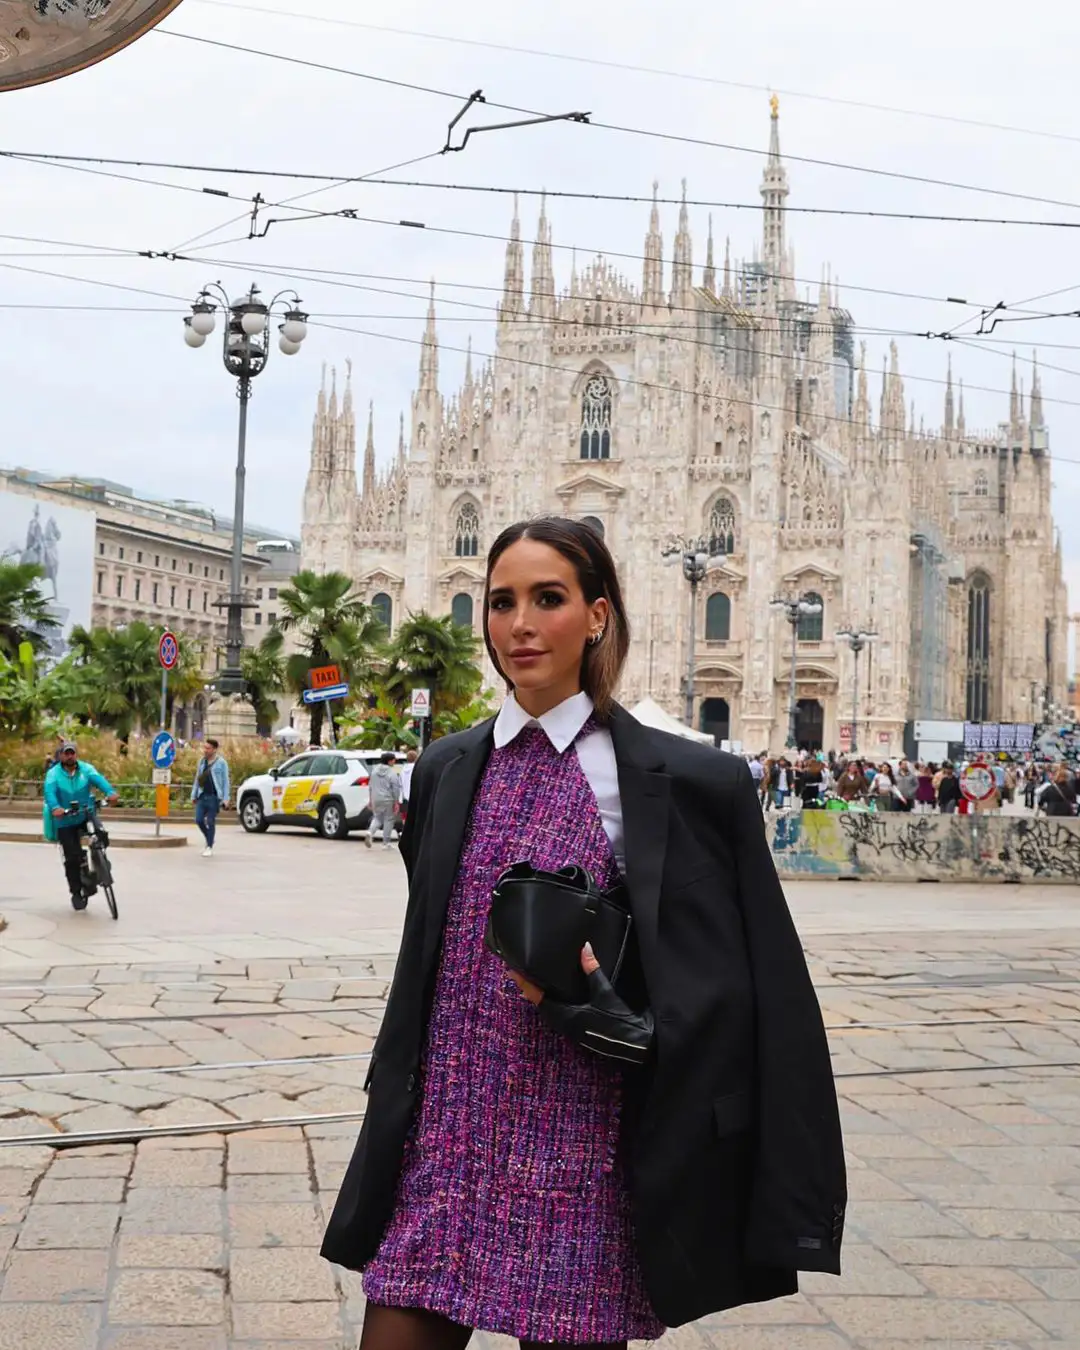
[359,1302,627,1350]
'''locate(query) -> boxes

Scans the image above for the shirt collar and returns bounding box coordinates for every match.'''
[493,690,594,754]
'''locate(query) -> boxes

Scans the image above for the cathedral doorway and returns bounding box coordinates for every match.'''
[795,699,824,752]
[700,697,730,746]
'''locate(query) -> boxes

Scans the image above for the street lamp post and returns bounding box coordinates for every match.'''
[184,284,309,693]
[770,593,824,750]
[836,625,877,756]
[661,534,728,727]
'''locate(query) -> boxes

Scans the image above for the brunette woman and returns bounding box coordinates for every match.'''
[323,518,846,1349]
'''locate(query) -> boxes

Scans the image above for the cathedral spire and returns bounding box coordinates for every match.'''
[500,194,524,321]
[642,180,664,308]
[362,400,376,498]
[529,191,555,320]
[761,95,789,299]
[1030,350,1045,430]
[703,215,716,294]
[398,411,407,466]
[723,236,732,299]
[418,280,439,397]
[671,178,693,307]
[854,342,869,432]
[958,378,966,439]
[944,355,955,437]
[464,336,474,392]
[1010,351,1021,438]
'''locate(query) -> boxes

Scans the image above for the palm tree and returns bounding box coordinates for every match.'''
[241,629,286,736]
[383,611,484,725]
[69,622,203,741]
[340,691,420,752]
[0,561,59,658]
[0,651,86,737]
[277,571,385,744]
[435,691,497,738]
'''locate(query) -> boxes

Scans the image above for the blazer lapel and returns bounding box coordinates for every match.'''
[608,704,669,968]
[419,721,494,979]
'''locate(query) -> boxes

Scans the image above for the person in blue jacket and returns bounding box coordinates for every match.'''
[43,740,118,910]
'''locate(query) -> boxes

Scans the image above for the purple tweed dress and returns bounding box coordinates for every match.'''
[362,721,664,1343]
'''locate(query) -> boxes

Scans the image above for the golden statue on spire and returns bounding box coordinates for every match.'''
[770,93,780,119]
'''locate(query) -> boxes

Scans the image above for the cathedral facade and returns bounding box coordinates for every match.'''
[301,106,1068,755]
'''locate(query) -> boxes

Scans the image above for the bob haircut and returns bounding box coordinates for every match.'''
[482,516,631,718]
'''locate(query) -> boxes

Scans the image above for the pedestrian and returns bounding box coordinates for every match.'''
[191,739,230,858]
[323,516,846,1347]
[872,763,897,811]
[836,762,868,802]
[771,755,793,810]
[43,741,118,909]
[400,748,418,808]
[937,763,962,814]
[915,762,936,812]
[749,750,766,807]
[1040,764,1077,817]
[366,752,402,849]
[1023,761,1040,810]
[799,754,825,809]
[895,759,918,812]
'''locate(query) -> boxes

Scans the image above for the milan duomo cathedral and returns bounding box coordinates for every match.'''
[302,103,1068,754]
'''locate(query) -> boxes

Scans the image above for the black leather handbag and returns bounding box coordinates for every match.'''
[484,862,633,1005]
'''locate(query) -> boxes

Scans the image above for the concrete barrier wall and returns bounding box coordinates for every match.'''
[767,811,1080,883]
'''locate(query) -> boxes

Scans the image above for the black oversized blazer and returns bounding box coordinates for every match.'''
[322,703,846,1328]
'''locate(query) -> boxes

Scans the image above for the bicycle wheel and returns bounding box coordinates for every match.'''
[103,884,118,920]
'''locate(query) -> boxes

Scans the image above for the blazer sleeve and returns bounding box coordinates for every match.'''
[729,757,847,1273]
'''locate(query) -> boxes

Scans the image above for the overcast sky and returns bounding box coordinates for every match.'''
[2,0,1077,653]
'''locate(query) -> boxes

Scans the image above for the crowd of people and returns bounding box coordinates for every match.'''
[747,750,1078,816]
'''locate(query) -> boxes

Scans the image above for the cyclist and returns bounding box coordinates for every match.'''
[43,740,119,910]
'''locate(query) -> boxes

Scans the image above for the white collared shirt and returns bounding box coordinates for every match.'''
[492,691,624,873]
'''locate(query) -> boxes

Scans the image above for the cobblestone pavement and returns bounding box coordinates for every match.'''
[1,833,1079,1345]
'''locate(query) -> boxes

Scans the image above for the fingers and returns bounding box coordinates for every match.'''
[581,941,600,975]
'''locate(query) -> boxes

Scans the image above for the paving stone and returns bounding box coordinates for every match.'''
[0,1249,110,1302]
[120,1187,223,1236]
[0,1302,100,1350]
[17,1202,119,1249]
[129,1150,223,1188]
[1013,1300,1080,1337]
[227,1141,310,1175]
[47,1154,134,1180]
[909,1264,1046,1299]
[879,1237,1079,1267]
[689,1330,850,1349]
[230,1302,343,1340]
[33,1176,126,1204]
[108,1269,225,1326]
[1024,1266,1080,1298]
[800,1245,926,1297]
[847,1199,970,1239]
[100,1331,227,1350]
[230,1247,338,1302]
[816,1294,1047,1341]
[116,1235,224,1269]
[228,1174,315,1204]
[228,1202,324,1248]
[946,1206,1080,1241]
[0,1170,37,1197]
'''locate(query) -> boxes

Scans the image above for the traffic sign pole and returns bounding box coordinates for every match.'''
[155,633,179,838]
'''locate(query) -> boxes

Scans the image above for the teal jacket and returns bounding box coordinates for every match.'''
[43,761,115,832]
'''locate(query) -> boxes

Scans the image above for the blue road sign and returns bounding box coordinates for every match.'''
[302,683,349,705]
[151,731,176,768]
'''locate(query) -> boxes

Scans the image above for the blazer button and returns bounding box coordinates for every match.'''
[406,1073,416,1092]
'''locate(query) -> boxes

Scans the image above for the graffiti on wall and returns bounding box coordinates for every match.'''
[767,811,1080,883]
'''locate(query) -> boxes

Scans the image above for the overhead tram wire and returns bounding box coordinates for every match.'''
[188,0,1080,151]
[5,150,1080,233]
[152,27,1080,216]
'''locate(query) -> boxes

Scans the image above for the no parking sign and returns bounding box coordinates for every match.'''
[960,761,996,804]
[158,631,179,671]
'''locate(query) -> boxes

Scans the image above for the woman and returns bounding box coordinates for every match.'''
[872,763,897,811]
[915,763,937,813]
[323,518,846,1349]
[1023,761,1040,811]
[836,761,868,803]
[937,763,962,814]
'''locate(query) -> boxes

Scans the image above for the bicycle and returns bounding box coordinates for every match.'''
[62,798,118,920]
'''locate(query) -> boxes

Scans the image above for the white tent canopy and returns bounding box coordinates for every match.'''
[629,697,715,745]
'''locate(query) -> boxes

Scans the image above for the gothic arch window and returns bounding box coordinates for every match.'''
[966,572,991,721]
[705,592,731,641]
[580,373,613,460]
[974,470,989,498]
[797,592,824,642]
[707,496,737,555]
[581,515,605,539]
[453,502,480,558]
[450,592,474,631]
[372,592,393,631]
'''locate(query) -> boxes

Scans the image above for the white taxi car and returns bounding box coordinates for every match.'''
[237,750,404,841]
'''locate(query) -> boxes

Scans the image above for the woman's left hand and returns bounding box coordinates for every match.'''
[508,944,597,1007]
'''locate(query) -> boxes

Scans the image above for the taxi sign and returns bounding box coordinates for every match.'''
[308,664,343,691]
[960,761,997,803]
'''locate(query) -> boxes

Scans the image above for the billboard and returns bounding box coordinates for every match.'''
[0,488,95,660]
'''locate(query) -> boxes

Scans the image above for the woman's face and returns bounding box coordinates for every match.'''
[487,539,608,717]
